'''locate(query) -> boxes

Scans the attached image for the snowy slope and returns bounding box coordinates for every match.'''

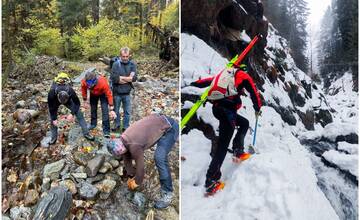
[181,33,341,219]
[300,72,358,141]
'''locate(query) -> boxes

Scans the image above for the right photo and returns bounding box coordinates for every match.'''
[180,0,358,219]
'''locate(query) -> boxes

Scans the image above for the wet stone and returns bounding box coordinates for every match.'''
[24,189,39,206]
[109,159,120,168]
[86,174,105,184]
[41,177,51,191]
[43,159,66,180]
[95,179,117,194]
[10,205,32,220]
[73,151,93,166]
[133,192,146,209]
[60,179,77,195]
[99,162,112,174]
[86,155,105,177]
[15,100,26,109]
[79,182,99,200]
[72,173,87,179]
[75,166,86,173]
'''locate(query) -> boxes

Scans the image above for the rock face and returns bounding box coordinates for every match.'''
[182,0,268,58]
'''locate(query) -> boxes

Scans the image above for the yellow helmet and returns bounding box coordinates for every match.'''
[54,72,70,84]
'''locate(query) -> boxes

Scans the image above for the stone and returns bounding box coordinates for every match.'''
[42,177,51,191]
[73,151,93,166]
[60,179,77,195]
[24,189,39,206]
[40,136,52,148]
[133,192,146,208]
[68,126,83,145]
[33,186,72,220]
[115,166,124,177]
[75,166,86,173]
[10,205,32,220]
[43,159,66,180]
[86,155,105,177]
[29,100,38,110]
[109,159,120,168]
[16,100,26,109]
[315,109,333,127]
[155,206,178,220]
[72,173,87,179]
[99,192,111,200]
[79,182,99,200]
[86,174,105,184]
[99,162,113,174]
[95,179,117,194]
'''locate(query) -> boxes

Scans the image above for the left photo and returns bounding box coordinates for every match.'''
[2,0,179,219]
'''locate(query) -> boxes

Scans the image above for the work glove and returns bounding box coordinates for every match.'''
[127,178,139,190]
[66,114,75,123]
[52,120,58,126]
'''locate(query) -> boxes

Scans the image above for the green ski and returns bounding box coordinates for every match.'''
[181,35,261,130]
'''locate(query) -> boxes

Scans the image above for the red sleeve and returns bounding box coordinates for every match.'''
[235,72,262,111]
[81,80,88,101]
[191,76,214,88]
[102,77,113,106]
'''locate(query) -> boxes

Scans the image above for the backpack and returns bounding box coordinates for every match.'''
[207,67,239,100]
[110,57,119,69]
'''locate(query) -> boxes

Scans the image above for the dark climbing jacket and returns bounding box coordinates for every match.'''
[48,83,81,121]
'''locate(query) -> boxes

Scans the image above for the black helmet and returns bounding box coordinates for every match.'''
[57,90,69,104]
[55,84,70,104]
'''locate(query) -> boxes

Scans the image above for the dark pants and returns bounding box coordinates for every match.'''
[113,94,131,129]
[205,106,249,186]
[90,94,110,135]
[50,104,89,139]
[154,117,179,192]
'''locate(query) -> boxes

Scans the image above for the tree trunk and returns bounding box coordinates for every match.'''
[92,0,100,24]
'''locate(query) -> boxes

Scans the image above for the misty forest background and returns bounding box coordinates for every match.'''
[2,0,179,82]
[264,0,358,90]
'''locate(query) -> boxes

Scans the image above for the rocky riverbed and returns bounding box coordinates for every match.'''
[2,56,179,219]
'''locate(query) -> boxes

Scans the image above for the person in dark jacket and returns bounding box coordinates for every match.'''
[190,64,262,193]
[110,47,137,132]
[81,70,116,138]
[107,114,179,209]
[48,72,94,144]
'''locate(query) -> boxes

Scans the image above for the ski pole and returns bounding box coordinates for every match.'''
[252,115,259,147]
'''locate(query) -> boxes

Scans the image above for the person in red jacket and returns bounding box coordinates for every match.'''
[190,64,262,193]
[81,70,116,138]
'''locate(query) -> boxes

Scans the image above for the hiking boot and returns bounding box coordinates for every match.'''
[205,180,225,194]
[232,148,251,163]
[88,124,96,130]
[154,190,173,209]
[49,136,57,145]
[111,126,120,132]
[84,133,95,141]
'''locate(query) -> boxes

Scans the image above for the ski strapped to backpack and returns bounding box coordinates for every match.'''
[181,34,261,129]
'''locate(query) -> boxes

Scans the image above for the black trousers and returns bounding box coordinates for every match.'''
[205,105,249,186]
